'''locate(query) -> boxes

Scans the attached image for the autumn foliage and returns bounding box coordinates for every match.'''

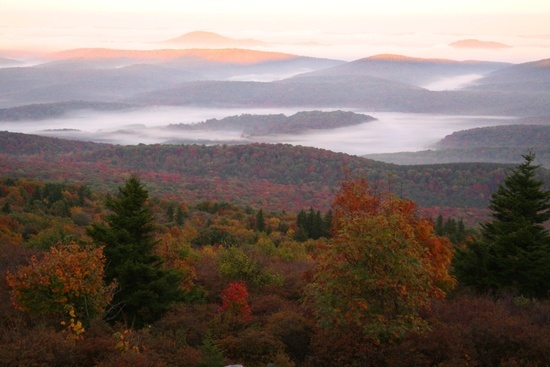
[0,173,549,367]
[307,177,455,341]
[219,281,253,324]
[6,242,115,322]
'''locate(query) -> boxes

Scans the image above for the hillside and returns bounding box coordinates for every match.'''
[467,58,550,93]
[166,110,376,136]
[364,124,550,167]
[289,54,509,87]
[0,101,135,121]
[0,57,21,66]
[449,39,512,49]
[128,76,550,115]
[0,49,343,107]
[2,51,550,116]
[160,31,267,47]
[3,130,545,224]
[436,124,550,148]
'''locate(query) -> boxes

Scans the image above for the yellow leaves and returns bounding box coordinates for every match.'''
[5,242,114,321]
[307,177,456,341]
[61,305,85,344]
[114,329,142,354]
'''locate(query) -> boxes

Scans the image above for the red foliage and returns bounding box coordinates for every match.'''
[219,281,253,323]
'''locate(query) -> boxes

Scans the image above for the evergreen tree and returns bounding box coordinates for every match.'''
[455,153,550,298]
[255,209,266,232]
[166,203,174,223]
[175,205,185,226]
[87,174,184,327]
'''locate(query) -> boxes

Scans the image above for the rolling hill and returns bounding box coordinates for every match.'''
[4,130,546,224]
[0,57,21,67]
[364,123,550,167]
[449,39,512,49]
[288,54,509,87]
[160,31,267,47]
[466,58,550,93]
[0,49,343,108]
[166,110,376,136]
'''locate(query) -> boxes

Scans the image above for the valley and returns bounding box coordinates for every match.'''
[2,11,550,366]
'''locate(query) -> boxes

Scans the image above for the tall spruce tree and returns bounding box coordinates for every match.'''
[455,153,550,298]
[87,174,184,327]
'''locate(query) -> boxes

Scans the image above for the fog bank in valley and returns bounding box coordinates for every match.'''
[1,106,519,156]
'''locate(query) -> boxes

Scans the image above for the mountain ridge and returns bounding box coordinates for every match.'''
[160,31,267,47]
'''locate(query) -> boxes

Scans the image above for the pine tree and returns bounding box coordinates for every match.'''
[455,153,550,298]
[87,174,184,327]
[255,209,266,232]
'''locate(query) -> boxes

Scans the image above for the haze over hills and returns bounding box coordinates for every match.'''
[0,48,343,108]
[166,110,376,136]
[2,54,550,116]
[49,47,301,64]
[364,122,550,167]
[2,38,550,163]
[0,57,21,67]
[466,58,550,93]
[289,54,510,87]
[449,39,512,49]
[160,31,268,47]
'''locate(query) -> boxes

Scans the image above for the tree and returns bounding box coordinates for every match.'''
[218,281,253,324]
[87,174,184,327]
[6,242,115,323]
[255,209,266,232]
[454,153,550,298]
[306,177,455,341]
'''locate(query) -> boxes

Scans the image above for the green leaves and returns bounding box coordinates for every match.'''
[87,174,184,327]
[455,153,550,298]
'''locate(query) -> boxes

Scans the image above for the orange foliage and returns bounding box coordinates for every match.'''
[308,177,455,340]
[156,227,197,292]
[5,242,115,322]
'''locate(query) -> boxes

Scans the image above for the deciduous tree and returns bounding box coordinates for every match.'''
[306,178,455,341]
[6,242,114,323]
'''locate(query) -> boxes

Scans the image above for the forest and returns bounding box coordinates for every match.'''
[1,144,549,366]
[167,110,376,136]
[2,23,550,367]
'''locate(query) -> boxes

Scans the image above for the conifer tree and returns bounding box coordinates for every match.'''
[455,153,550,298]
[87,174,184,327]
[255,209,266,232]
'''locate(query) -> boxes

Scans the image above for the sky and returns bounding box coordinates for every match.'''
[2,0,550,62]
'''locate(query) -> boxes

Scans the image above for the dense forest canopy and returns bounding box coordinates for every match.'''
[4,130,546,224]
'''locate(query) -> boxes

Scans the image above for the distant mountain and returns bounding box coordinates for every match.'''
[289,54,510,87]
[450,39,512,49]
[0,57,21,67]
[129,76,426,111]
[129,75,550,116]
[160,31,267,47]
[0,101,135,121]
[436,124,550,149]
[0,62,197,107]
[467,58,550,93]
[49,47,306,64]
[364,123,550,167]
[0,49,343,107]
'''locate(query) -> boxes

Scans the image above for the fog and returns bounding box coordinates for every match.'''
[1,107,518,156]
[421,74,482,91]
